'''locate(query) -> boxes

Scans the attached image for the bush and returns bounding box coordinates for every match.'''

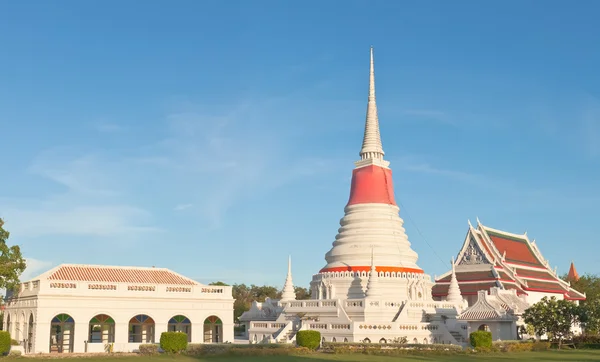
[470,331,492,348]
[160,332,188,353]
[296,330,321,350]
[138,344,159,355]
[0,331,10,355]
[8,350,21,357]
[321,342,463,355]
[10,339,19,346]
[185,343,304,357]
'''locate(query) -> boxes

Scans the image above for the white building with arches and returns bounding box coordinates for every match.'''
[3,264,233,353]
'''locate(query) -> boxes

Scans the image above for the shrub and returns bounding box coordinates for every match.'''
[10,339,19,346]
[296,330,321,350]
[531,341,551,351]
[0,331,10,355]
[160,332,188,353]
[8,350,21,357]
[321,342,463,355]
[138,344,159,355]
[470,331,492,348]
[185,343,304,357]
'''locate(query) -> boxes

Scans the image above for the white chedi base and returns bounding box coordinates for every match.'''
[324,203,420,270]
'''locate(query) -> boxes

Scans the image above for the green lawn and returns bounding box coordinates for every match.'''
[27,350,600,362]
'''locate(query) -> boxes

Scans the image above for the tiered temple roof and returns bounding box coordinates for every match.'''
[433,220,585,301]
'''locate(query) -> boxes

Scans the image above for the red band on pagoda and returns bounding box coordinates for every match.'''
[347,165,396,206]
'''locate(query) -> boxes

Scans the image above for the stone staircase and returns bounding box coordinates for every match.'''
[449,330,467,344]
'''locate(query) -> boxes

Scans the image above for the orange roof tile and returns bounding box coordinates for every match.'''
[485,231,543,267]
[47,265,197,285]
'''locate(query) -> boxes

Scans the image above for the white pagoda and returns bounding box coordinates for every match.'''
[239,48,469,345]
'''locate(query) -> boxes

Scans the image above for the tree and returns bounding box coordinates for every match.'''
[562,273,600,306]
[294,286,311,300]
[209,281,229,286]
[523,296,581,348]
[579,298,600,335]
[0,219,26,293]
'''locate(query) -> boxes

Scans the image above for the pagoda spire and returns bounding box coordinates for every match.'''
[365,248,382,298]
[447,256,463,305]
[567,261,580,282]
[359,47,385,162]
[280,255,296,301]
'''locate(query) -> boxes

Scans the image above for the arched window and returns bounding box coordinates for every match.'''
[168,315,191,342]
[89,314,115,343]
[332,337,337,342]
[344,337,348,343]
[50,314,75,353]
[129,315,155,343]
[363,338,371,343]
[379,338,387,343]
[478,324,490,332]
[203,316,223,343]
[27,314,34,353]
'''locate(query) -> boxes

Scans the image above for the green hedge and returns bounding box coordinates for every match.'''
[0,331,10,355]
[296,330,321,350]
[470,331,492,348]
[491,340,551,352]
[160,332,188,353]
[138,344,159,355]
[321,342,462,355]
[185,343,309,357]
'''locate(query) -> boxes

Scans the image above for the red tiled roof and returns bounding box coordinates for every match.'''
[514,268,556,280]
[524,279,566,293]
[476,233,495,261]
[47,265,197,285]
[436,270,496,283]
[485,230,543,267]
[433,281,498,296]
[565,288,586,301]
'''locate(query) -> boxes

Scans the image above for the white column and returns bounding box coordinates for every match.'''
[114,322,129,352]
[34,322,50,354]
[73,321,88,353]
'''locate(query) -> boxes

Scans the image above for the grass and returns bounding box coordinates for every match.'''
[21,350,600,362]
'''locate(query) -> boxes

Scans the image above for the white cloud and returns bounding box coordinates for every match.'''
[20,258,53,281]
[174,203,193,211]
[92,121,125,133]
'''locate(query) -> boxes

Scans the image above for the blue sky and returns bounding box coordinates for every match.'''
[1,1,599,288]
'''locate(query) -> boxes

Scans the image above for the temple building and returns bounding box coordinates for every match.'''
[240,48,468,345]
[433,220,586,307]
[3,264,234,354]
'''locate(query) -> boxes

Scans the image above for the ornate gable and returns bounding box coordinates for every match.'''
[458,233,491,266]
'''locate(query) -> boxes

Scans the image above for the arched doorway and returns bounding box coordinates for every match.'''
[89,314,115,343]
[128,315,155,343]
[27,314,34,353]
[203,316,222,343]
[478,324,490,332]
[168,315,191,342]
[50,314,75,353]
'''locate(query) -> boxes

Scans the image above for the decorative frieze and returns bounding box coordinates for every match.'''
[127,285,155,292]
[88,284,117,290]
[359,324,392,330]
[50,282,76,289]
[201,287,223,293]
[166,286,191,293]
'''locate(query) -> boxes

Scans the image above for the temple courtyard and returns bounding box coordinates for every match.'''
[12,350,600,361]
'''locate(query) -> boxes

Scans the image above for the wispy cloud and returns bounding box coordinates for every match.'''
[174,203,193,211]
[21,258,53,281]
[91,121,125,133]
